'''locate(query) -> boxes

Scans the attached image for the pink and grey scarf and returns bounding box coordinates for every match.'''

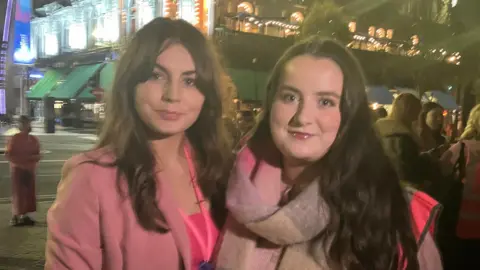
[215,146,332,270]
[214,146,443,270]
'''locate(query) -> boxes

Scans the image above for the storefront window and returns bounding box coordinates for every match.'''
[179,0,196,25]
[94,12,119,44]
[45,33,59,56]
[92,0,119,45]
[30,22,40,59]
[69,23,87,50]
[137,1,155,29]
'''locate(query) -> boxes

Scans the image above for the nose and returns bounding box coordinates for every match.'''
[162,80,181,103]
[289,99,313,127]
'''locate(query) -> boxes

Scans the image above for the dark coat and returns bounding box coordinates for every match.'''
[376,118,433,187]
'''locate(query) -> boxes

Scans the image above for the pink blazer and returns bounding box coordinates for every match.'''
[45,148,192,270]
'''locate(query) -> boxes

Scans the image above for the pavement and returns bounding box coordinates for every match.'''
[0,131,96,269]
[0,202,50,270]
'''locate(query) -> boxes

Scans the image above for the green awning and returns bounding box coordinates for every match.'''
[100,62,116,91]
[77,62,116,100]
[26,69,67,100]
[227,69,269,101]
[254,71,269,100]
[48,63,104,100]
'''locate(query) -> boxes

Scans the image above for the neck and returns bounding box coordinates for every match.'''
[282,157,309,186]
[150,133,186,168]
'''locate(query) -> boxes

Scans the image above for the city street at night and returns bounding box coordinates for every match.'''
[0,132,96,270]
[0,0,478,268]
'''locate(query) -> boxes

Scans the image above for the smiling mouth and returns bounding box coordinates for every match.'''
[157,110,183,121]
[288,131,314,140]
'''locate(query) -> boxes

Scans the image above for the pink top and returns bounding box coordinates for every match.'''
[184,213,219,270]
[181,145,220,270]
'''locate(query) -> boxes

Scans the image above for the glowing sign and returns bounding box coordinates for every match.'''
[12,0,34,65]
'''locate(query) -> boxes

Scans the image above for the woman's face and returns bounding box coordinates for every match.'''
[135,44,205,136]
[426,108,444,131]
[270,55,343,164]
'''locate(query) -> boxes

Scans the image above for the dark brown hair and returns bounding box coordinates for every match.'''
[418,102,444,130]
[250,37,419,269]
[91,18,232,232]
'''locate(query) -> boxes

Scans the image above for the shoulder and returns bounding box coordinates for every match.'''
[64,147,115,168]
[234,145,258,174]
[51,148,122,218]
[403,187,441,245]
[61,147,118,191]
[8,134,21,142]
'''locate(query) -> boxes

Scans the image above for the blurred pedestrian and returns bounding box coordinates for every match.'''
[374,107,388,119]
[4,115,40,226]
[418,102,447,151]
[376,93,436,188]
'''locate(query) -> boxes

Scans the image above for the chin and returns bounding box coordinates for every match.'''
[284,149,322,163]
[148,124,185,136]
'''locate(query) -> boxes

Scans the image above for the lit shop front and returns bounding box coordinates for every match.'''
[30,0,217,60]
[161,0,216,34]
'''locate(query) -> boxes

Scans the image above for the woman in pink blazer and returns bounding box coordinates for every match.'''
[45,18,232,270]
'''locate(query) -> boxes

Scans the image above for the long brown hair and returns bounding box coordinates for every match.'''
[389,93,422,127]
[250,38,419,269]
[92,18,232,232]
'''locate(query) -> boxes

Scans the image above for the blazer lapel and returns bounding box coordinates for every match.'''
[157,177,191,270]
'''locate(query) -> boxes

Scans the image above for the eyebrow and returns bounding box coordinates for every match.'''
[154,63,196,76]
[279,84,341,99]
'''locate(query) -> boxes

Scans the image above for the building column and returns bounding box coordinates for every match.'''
[73,99,83,128]
[43,97,55,133]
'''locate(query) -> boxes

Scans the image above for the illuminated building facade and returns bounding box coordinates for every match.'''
[216,0,459,64]
[30,0,216,60]
[219,0,305,38]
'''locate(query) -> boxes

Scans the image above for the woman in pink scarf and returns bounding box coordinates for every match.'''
[215,38,442,269]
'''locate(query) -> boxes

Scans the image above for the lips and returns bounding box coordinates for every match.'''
[288,131,313,140]
[157,110,183,121]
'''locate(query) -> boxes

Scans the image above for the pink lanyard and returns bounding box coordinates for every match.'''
[180,145,214,262]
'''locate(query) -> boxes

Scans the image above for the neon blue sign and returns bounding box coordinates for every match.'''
[12,0,34,65]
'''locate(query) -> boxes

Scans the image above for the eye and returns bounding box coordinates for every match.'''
[151,72,165,81]
[318,98,336,108]
[280,93,298,103]
[183,77,196,87]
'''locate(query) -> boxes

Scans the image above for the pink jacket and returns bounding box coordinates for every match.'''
[45,148,192,270]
